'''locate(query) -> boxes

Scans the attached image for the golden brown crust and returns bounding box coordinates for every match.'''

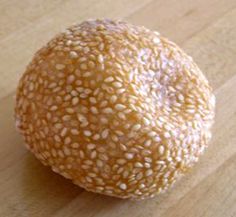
[15,19,215,200]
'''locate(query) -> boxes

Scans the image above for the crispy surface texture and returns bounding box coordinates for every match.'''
[15,19,215,200]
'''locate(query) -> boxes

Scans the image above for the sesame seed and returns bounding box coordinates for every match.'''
[83,47,90,54]
[146,169,153,176]
[88,61,95,68]
[66,108,74,114]
[110,95,117,103]
[176,156,182,162]
[104,76,114,83]
[143,117,150,126]
[123,170,129,178]
[63,147,71,156]
[132,124,141,131]
[55,123,63,129]
[64,94,72,101]
[153,37,160,44]
[48,82,57,89]
[80,93,88,98]
[81,31,87,36]
[90,150,97,159]
[178,94,185,101]
[50,105,58,111]
[93,134,100,140]
[67,75,75,84]
[153,136,161,142]
[99,43,104,51]
[99,153,108,161]
[28,82,34,91]
[186,109,195,114]
[80,63,88,70]
[96,186,104,191]
[56,64,65,70]
[69,51,78,58]
[164,132,171,138]
[134,162,143,168]
[119,144,128,154]
[125,153,134,159]
[119,183,127,190]
[100,100,108,108]
[71,129,79,135]
[83,71,92,77]
[136,172,143,180]
[115,104,126,110]
[66,40,72,45]
[60,127,68,137]
[58,150,65,158]
[96,160,103,167]
[98,54,104,63]
[164,124,171,131]
[118,112,126,120]
[79,150,85,158]
[102,108,113,114]
[112,82,122,88]
[144,139,152,147]
[116,88,125,94]
[115,130,124,136]
[64,136,71,145]
[87,143,96,150]
[91,106,99,114]
[78,57,87,62]
[71,143,79,148]
[148,131,156,137]
[101,129,109,139]
[117,159,126,165]
[77,114,87,122]
[111,135,118,142]
[100,117,108,124]
[85,160,93,165]
[84,130,92,137]
[89,97,97,104]
[156,160,165,165]
[72,97,79,105]
[54,135,61,142]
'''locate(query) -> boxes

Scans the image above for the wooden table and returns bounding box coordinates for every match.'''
[0,1,236,216]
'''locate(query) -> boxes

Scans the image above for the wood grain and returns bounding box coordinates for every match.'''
[0,1,235,217]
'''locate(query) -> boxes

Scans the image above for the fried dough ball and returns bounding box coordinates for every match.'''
[15,19,215,200]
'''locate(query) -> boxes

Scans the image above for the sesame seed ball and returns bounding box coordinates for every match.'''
[15,19,215,200]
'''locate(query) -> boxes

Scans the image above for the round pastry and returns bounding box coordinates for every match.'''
[15,19,215,200]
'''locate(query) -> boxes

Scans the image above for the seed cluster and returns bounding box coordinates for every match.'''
[15,19,215,200]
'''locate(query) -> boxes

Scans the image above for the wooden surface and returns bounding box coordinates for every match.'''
[0,0,236,216]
